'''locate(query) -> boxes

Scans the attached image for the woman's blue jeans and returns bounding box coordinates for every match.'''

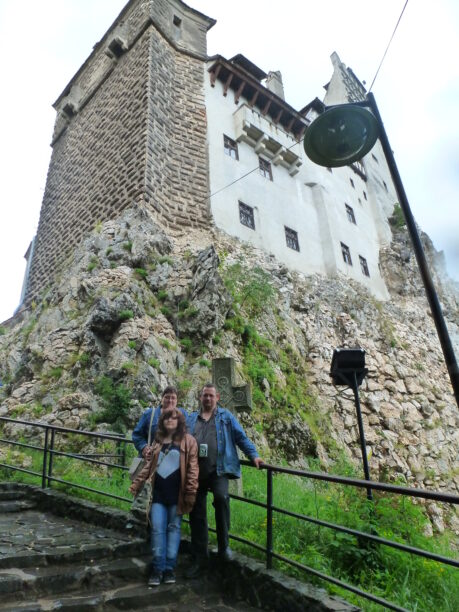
[150,503,182,572]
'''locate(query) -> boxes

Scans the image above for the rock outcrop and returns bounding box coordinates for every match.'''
[0,206,458,533]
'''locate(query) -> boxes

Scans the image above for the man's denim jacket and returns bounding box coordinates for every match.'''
[187,406,259,478]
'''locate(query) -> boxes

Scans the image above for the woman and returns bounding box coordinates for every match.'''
[129,408,198,586]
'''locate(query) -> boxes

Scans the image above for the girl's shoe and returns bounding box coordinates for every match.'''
[148,571,162,587]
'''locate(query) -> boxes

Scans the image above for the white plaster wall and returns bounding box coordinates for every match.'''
[204,66,393,300]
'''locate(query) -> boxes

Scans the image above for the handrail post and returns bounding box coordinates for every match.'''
[266,467,273,569]
[47,428,56,488]
[41,427,50,489]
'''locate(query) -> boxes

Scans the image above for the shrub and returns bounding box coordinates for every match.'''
[180,337,193,353]
[134,268,147,279]
[389,203,406,229]
[148,358,160,370]
[93,376,132,433]
[118,309,134,321]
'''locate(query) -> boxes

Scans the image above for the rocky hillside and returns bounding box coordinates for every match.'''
[0,206,457,532]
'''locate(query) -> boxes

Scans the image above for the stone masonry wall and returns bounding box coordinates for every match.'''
[143,30,210,230]
[25,0,211,305]
[26,32,150,305]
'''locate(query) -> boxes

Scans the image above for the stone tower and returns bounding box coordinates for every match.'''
[24,0,215,305]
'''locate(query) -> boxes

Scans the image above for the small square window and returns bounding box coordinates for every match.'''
[259,157,273,180]
[239,201,255,229]
[363,191,367,201]
[372,154,378,163]
[350,178,355,189]
[345,204,356,224]
[173,15,182,27]
[224,135,238,160]
[359,255,370,277]
[341,242,352,266]
[285,227,300,251]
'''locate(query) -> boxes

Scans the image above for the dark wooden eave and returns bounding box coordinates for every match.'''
[209,57,308,140]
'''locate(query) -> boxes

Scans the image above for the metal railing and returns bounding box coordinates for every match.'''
[0,416,457,611]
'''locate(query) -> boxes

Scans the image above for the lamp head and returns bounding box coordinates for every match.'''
[303,104,379,167]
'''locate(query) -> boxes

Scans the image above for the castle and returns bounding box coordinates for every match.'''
[22,0,397,305]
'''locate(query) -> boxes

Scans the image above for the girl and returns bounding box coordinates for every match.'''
[130,408,198,586]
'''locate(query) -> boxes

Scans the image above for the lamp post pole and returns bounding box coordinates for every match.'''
[350,371,373,501]
[366,93,459,408]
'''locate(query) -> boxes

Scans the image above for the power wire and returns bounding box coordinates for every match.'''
[206,139,302,201]
[368,0,409,92]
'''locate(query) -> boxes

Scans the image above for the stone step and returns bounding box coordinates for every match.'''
[0,554,152,604]
[0,538,149,570]
[0,499,37,513]
[0,576,261,611]
[0,489,28,501]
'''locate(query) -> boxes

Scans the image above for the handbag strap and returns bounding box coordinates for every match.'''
[147,406,156,446]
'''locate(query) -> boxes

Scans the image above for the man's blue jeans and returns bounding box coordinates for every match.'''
[150,503,182,572]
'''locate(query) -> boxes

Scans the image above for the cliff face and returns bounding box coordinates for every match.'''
[0,206,457,532]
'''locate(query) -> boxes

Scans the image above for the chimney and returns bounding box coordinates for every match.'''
[265,71,285,100]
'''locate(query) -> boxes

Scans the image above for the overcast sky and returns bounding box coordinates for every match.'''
[0,0,458,323]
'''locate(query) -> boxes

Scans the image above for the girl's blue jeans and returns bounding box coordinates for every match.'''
[150,503,182,572]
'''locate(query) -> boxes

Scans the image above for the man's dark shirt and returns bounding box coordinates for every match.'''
[193,412,217,480]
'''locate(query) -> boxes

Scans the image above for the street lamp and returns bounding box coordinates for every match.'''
[330,348,372,500]
[304,93,459,409]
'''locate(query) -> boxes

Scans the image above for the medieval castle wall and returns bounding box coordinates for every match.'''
[25,0,213,305]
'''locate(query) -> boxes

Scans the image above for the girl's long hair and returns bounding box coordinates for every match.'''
[155,409,186,443]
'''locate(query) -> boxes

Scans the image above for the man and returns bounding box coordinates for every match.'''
[185,383,263,577]
[132,386,187,460]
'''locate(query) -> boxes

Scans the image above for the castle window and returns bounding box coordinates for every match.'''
[383,181,388,192]
[224,135,238,160]
[285,227,300,251]
[173,15,182,27]
[345,204,356,224]
[259,157,273,180]
[327,167,332,173]
[363,191,367,201]
[341,242,352,266]
[239,201,255,229]
[372,154,379,163]
[350,178,355,189]
[359,255,370,277]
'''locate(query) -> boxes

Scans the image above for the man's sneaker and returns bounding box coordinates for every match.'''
[148,571,162,587]
[163,570,176,584]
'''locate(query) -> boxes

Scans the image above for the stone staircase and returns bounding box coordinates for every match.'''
[0,485,259,611]
[0,483,359,611]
